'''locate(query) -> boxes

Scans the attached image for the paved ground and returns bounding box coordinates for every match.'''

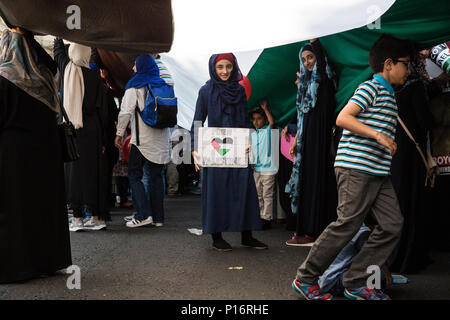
[1,194,449,301]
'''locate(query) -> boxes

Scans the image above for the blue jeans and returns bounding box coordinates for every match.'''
[142,162,166,200]
[129,145,165,222]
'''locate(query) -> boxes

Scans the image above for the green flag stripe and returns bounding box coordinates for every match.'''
[247,0,450,127]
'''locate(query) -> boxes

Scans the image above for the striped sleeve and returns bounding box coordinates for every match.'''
[350,82,377,111]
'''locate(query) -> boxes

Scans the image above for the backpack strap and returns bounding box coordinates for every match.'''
[135,108,140,146]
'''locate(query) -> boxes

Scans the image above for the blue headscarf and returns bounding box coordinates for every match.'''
[125,54,166,90]
[285,43,335,214]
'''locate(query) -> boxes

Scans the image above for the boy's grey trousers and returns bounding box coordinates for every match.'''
[296,167,404,289]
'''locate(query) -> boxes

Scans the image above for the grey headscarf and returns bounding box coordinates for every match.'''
[0,29,60,112]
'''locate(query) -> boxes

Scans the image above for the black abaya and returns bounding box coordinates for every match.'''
[0,77,72,283]
[391,80,435,273]
[54,39,109,219]
[295,41,338,238]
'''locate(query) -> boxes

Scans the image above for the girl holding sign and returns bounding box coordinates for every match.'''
[191,53,267,252]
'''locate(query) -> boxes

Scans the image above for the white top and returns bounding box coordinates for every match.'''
[116,87,171,164]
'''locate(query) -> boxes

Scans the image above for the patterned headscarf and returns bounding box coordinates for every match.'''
[395,49,431,94]
[0,29,60,112]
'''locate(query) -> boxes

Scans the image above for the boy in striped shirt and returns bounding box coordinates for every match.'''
[292,34,412,300]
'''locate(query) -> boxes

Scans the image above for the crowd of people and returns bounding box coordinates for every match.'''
[1,26,449,302]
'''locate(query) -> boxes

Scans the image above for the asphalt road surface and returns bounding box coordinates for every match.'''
[1,194,449,301]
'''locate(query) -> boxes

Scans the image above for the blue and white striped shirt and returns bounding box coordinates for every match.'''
[335,74,397,176]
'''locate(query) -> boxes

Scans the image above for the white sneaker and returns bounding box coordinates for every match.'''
[84,218,107,231]
[69,219,84,232]
[126,216,153,228]
[124,213,136,222]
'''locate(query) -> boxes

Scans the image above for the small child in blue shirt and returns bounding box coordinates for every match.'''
[250,99,277,230]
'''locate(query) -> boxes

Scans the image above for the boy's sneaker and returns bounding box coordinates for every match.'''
[344,287,391,300]
[286,234,315,247]
[124,213,136,222]
[83,218,107,231]
[69,219,84,232]
[292,279,333,300]
[241,237,268,250]
[374,289,391,300]
[126,216,153,228]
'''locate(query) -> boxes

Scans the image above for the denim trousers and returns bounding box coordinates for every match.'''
[129,145,165,222]
[142,162,166,200]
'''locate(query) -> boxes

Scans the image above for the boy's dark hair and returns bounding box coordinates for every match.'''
[249,107,267,120]
[369,34,413,73]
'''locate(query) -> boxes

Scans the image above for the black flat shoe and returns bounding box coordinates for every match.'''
[213,238,232,252]
[241,237,268,250]
[261,219,272,230]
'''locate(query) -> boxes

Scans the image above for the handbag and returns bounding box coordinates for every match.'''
[58,104,80,162]
[397,116,439,187]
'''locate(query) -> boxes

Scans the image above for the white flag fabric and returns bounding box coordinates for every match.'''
[165,0,395,129]
[170,0,395,54]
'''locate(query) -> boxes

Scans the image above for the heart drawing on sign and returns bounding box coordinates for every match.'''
[211,137,233,156]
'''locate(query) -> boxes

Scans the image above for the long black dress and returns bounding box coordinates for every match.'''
[390,79,435,273]
[0,77,72,283]
[295,41,338,239]
[53,39,109,219]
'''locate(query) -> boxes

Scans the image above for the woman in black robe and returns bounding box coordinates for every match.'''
[53,38,109,230]
[285,39,338,246]
[390,49,439,273]
[0,28,71,283]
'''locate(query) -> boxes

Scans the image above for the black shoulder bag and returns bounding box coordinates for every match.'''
[58,104,80,162]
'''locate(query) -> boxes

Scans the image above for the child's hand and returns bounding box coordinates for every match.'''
[375,132,397,155]
[260,99,268,110]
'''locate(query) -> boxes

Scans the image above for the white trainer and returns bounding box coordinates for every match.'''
[84,218,107,231]
[69,219,84,232]
[126,216,153,228]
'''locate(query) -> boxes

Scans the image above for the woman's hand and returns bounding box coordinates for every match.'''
[192,151,201,172]
[114,136,123,149]
[11,27,26,34]
[289,140,297,158]
[295,71,300,86]
[282,126,290,141]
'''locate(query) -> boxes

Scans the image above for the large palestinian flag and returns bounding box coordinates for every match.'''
[1,0,448,130]
[162,0,450,129]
